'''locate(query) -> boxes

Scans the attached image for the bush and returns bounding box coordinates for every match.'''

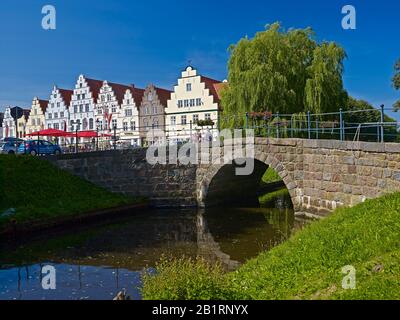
[141,256,230,300]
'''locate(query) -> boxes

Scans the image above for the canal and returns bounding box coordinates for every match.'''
[0,189,305,300]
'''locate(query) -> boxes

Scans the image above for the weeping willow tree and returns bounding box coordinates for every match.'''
[393,59,400,111]
[221,23,348,129]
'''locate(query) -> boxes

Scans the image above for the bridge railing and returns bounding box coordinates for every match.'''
[27,106,400,155]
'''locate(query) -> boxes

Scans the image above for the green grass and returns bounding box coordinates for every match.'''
[0,155,143,231]
[261,167,282,185]
[141,193,400,300]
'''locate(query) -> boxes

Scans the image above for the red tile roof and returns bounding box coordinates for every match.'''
[59,89,73,106]
[154,87,173,106]
[130,86,145,106]
[108,82,137,105]
[38,99,49,114]
[85,78,104,101]
[200,76,223,104]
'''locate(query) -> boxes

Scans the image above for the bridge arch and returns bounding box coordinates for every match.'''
[196,150,301,211]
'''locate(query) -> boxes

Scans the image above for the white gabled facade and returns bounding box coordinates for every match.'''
[118,88,142,146]
[69,75,103,133]
[45,86,73,132]
[165,66,224,143]
[2,107,16,138]
[26,97,48,135]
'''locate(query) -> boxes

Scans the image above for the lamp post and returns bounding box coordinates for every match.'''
[113,124,117,151]
[96,119,100,151]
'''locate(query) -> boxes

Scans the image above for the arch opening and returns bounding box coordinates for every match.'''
[202,158,294,209]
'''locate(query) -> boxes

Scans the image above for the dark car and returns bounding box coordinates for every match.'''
[0,141,21,154]
[18,140,62,156]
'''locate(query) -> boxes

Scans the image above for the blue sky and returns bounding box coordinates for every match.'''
[0,0,399,118]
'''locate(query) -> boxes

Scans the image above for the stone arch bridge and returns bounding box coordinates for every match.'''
[49,138,400,218]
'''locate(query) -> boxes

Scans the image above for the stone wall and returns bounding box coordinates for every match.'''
[197,139,400,218]
[48,138,400,218]
[47,149,197,208]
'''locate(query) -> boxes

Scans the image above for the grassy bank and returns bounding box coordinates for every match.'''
[0,155,144,233]
[261,167,282,185]
[142,193,400,300]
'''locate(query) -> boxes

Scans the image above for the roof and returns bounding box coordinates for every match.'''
[154,87,173,106]
[59,89,73,106]
[85,78,104,101]
[108,82,137,105]
[130,87,145,106]
[200,76,224,104]
[213,82,228,101]
[37,99,49,114]
[0,112,4,124]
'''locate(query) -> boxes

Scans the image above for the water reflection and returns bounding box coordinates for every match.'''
[0,189,304,300]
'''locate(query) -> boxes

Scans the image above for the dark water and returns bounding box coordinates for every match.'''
[0,189,305,300]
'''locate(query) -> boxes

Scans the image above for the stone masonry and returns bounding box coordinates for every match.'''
[48,138,400,218]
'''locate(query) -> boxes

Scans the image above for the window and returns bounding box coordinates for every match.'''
[74,106,78,113]
[82,94,85,99]
[97,109,102,115]
[37,119,41,125]
[107,94,112,102]
[205,113,211,121]
[145,107,149,115]
[148,93,153,101]
[85,104,90,112]
[76,120,81,131]
[79,105,83,113]
[60,112,64,118]
[57,102,60,108]
[130,121,136,131]
[184,100,189,107]
[126,99,130,105]
[196,98,202,106]
[153,119,159,129]
[54,123,59,130]
[181,115,187,125]
[112,119,117,129]
[125,109,132,117]
[34,109,37,115]
[31,119,35,125]
[89,118,94,130]
[77,94,81,100]
[53,94,57,98]
[153,106,157,114]
[98,120,103,130]
[48,114,53,120]
[190,99,195,107]
[171,116,176,126]
[186,83,192,92]
[54,113,58,119]
[193,114,199,124]
[101,96,105,102]
[48,124,52,129]
[123,122,128,131]
[112,106,117,113]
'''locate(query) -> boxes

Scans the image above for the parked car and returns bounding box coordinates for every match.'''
[0,141,21,154]
[18,140,62,156]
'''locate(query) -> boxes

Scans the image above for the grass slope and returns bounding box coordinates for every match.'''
[142,193,400,300]
[0,155,140,231]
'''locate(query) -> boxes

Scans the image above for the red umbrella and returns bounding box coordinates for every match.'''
[26,129,75,137]
[76,131,112,138]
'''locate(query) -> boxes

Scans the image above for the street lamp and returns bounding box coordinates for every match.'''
[71,120,79,154]
[96,119,100,151]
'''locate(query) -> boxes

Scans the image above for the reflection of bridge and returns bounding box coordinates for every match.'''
[50,138,400,218]
[196,212,240,271]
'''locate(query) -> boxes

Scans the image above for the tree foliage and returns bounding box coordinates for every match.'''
[393,59,400,111]
[221,23,348,127]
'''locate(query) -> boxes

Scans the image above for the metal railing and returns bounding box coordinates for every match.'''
[7,106,400,155]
